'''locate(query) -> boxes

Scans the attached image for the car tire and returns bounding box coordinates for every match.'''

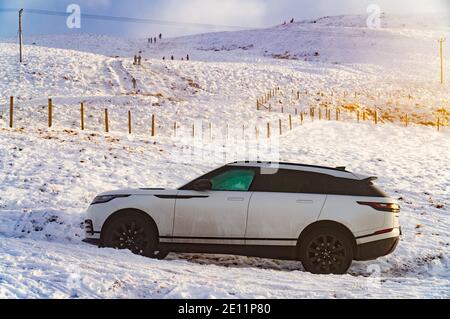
[299,226,354,275]
[102,213,160,258]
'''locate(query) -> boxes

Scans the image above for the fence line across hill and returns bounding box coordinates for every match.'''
[1,93,447,143]
[3,96,297,141]
[256,87,448,132]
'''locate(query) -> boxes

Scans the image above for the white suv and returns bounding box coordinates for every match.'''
[84,162,401,274]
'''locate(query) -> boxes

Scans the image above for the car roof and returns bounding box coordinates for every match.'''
[228,161,360,179]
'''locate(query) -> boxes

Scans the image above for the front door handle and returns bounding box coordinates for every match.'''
[228,197,245,202]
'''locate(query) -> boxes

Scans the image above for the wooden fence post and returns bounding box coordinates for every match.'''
[151,114,155,137]
[279,119,282,135]
[128,110,132,134]
[9,96,13,128]
[319,109,322,120]
[255,127,259,140]
[289,114,292,130]
[267,123,271,139]
[80,102,85,130]
[104,109,109,133]
[48,98,53,128]
[437,117,440,132]
[357,111,360,123]
[405,114,409,127]
[374,110,378,125]
[174,122,177,137]
[300,113,304,125]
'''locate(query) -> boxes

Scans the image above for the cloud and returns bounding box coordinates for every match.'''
[81,0,111,9]
[159,0,267,27]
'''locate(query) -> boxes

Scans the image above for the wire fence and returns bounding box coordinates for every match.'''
[1,90,447,149]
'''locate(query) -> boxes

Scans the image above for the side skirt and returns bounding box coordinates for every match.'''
[158,243,299,261]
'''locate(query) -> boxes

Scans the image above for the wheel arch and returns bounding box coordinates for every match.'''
[297,220,357,256]
[100,208,160,243]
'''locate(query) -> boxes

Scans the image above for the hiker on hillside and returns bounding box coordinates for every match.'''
[133,55,137,65]
[137,55,142,65]
[131,77,137,90]
[159,33,162,40]
[186,54,190,61]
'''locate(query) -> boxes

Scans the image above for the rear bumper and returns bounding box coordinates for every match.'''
[355,236,400,261]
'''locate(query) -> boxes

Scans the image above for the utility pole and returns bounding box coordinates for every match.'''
[439,38,446,85]
[19,9,24,63]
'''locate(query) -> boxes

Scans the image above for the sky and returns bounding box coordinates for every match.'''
[0,0,448,38]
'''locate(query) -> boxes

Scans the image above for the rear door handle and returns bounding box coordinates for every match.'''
[228,197,245,202]
[296,200,314,204]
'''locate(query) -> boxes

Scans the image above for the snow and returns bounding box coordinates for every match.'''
[0,13,449,299]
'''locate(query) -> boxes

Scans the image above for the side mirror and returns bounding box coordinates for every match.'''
[193,179,212,192]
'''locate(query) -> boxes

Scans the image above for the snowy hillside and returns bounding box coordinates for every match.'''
[0,14,449,298]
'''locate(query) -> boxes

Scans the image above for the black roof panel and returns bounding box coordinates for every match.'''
[230,161,349,173]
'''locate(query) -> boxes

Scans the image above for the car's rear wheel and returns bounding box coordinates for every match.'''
[103,213,161,258]
[299,227,353,275]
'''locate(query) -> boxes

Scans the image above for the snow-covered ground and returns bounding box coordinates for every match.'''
[0,14,449,299]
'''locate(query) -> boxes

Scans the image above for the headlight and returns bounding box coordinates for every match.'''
[91,195,130,205]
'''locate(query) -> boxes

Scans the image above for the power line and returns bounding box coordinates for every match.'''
[0,8,252,30]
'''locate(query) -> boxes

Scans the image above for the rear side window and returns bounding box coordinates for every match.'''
[251,169,386,197]
[210,169,255,191]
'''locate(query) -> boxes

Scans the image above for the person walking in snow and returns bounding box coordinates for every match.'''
[163,56,166,61]
[154,37,157,44]
[290,18,294,23]
[159,33,162,40]
[186,54,190,61]
[131,77,137,90]
[133,55,137,65]
[171,55,174,61]
[137,55,142,65]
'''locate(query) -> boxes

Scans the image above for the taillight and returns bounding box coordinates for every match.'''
[357,202,400,213]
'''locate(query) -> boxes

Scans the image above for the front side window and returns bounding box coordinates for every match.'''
[210,169,255,191]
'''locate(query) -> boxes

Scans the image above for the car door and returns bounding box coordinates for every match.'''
[172,167,256,245]
[246,169,327,245]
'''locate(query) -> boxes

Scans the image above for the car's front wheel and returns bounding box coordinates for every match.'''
[102,212,163,259]
[299,226,354,275]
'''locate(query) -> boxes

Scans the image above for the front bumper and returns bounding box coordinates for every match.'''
[83,238,101,246]
[355,236,400,261]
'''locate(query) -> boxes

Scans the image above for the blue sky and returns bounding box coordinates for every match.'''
[0,0,448,38]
